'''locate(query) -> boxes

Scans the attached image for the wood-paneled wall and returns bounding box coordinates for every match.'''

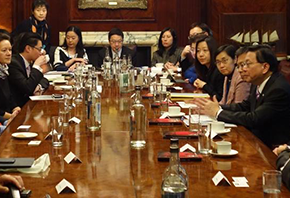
[207,0,288,55]
[7,0,290,54]
[12,0,203,47]
[0,0,12,31]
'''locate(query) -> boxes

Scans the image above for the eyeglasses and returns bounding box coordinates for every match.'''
[110,40,123,44]
[245,61,259,67]
[215,58,229,66]
[236,61,260,69]
[30,46,43,52]
[235,62,247,69]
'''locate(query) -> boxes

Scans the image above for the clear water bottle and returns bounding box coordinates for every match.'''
[161,139,188,198]
[84,68,93,105]
[87,76,101,131]
[162,138,189,188]
[130,86,146,149]
[103,47,112,80]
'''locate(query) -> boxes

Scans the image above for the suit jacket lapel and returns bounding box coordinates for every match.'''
[16,54,29,78]
[255,73,279,107]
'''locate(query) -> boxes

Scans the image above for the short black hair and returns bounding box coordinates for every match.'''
[235,46,249,58]
[247,44,278,73]
[188,34,205,45]
[156,27,178,57]
[190,22,213,37]
[108,28,124,41]
[215,44,237,60]
[0,29,10,37]
[32,0,49,11]
[14,32,42,53]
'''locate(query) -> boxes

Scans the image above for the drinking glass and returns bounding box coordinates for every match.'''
[189,105,201,132]
[51,116,63,147]
[263,170,282,198]
[59,100,70,127]
[198,123,211,154]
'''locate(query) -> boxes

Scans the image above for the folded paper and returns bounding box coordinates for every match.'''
[64,152,82,164]
[56,179,76,194]
[0,153,50,174]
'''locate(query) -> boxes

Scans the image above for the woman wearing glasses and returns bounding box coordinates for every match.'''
[193,35,224,101]
[53,26,88,71]
[0,31,21,133]
[215,45,251,105]
[151,27,182,71]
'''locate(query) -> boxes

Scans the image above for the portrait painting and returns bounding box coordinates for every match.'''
[78,0,148,9]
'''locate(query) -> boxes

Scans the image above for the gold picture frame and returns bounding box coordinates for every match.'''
[78,0,148,10]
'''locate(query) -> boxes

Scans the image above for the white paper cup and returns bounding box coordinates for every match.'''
[168,106,181,115]
[211,121,225,132]
[216,141,232,154]
[160,77,170,85]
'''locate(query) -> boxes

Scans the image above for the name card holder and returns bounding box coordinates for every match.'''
[180,143,196,153]
[55,179,76,194]
[64,152,82,164]
[69,117,81,124]
[212,171,231,186]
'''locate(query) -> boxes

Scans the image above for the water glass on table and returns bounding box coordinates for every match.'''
[59,100,70,127]
[51,116,63,147]
[189,105,200,132]
[263,170,282,198]
[198,123,211,155]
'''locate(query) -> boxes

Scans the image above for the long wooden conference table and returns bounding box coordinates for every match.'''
[0,78,289,198]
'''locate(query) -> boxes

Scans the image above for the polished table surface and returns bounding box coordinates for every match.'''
[0,79,290,198]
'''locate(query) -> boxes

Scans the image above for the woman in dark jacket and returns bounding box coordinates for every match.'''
[193,35,224,101]
[0,32,21,126]
[11,0,50,53]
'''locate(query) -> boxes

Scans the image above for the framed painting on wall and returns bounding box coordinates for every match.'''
[78,0,148,9]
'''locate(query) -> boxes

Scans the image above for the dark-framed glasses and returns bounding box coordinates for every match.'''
[215,58,229,66]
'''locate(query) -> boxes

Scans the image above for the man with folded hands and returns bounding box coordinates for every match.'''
[195,45,290,148]
[8,32,49,107]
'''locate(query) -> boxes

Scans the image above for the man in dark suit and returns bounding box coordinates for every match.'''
[8,32,49,107]
[195,45,290,148]
[96,28,137,68]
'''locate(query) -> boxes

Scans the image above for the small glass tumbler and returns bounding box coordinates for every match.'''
[263,170,282,197]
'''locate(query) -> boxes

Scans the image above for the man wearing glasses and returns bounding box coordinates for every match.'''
[195,45,290,148]
[8,32,49,107]
[96,28,136,68]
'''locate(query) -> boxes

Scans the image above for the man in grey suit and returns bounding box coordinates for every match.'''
[195,45,290,148]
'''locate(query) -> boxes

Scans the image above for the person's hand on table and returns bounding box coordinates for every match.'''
[194,95,220,117]
[68,62,79,71]
[0,174,24,194]
[273,144,288,156]
[164,62,178,72]
[193,78,206,89]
